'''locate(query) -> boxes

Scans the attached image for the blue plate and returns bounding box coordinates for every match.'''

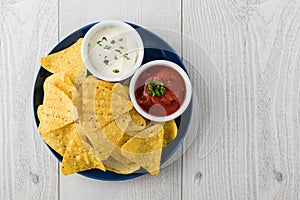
[33,22,192,181]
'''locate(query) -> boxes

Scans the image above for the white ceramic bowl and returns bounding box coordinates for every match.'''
[129,60,192,122]
[82,20,144,82]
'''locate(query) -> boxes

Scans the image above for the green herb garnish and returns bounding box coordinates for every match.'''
[147,80,166,97]
[97,37,107,46]
[111,40,116,44]
[119,46,124,49]
[96,41,102,46]
[119,38,123,41]
[104,45,111,50]
[123,53,130,60]
[103,59,109,65]
[115,49,122,54]
[112,69,120,73]
[114,55,118,60]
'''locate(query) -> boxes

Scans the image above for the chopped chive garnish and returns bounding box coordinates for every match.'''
[97,37,107,45]
[118,38,123,41]
[111,40,116,44]
[114,55,118,60]
[115,49,122,54]
[104,55,107,59]
[112,69,120,73]
[103,59,109,65]
[123,53,130,60]
[104,45,111,50]
[119,46,124,49]
[96,41,102,46]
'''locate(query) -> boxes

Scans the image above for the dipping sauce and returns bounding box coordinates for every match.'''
[134,65,186,117]
[88,26,139,77]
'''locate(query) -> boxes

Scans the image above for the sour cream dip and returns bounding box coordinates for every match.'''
[82,20,144,82]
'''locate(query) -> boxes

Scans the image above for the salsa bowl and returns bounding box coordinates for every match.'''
[129,60,192,122]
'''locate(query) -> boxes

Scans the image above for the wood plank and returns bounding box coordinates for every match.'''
[182,0,300,199]
[0,0,58,199]
[59,0,182,199]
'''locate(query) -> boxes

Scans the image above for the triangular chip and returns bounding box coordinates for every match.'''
[41,123,76,156]
[81,76,99,129]
[163,120,178,147]
[102,120,125,146]
[94,80,133,127]
[106,133,140,174]
[114,109,146,133]
[40,38,87,84]
[37,85,78,133]
[112,83,129,99]
[44,72,79,99]
[61,125,106,175]
[121,124,164,175]
[103,156,140,174]
[79,127,116,161]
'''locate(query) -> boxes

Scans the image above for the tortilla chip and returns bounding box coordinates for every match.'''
[41,123,75,156]
[163,120,178,147]
[81,76,132,128]
[61,125,106,175]
[114,109,146,133]
[103,156,140,174]
[112,83,129,99]
[117,133,133,147]
[97,78,115,90]
[81,76,99,129]
[40,38,87,84]
[102,120,125,146]
[37,85,78,133]
[44,72,79,99]
[94,81,133,128]
[121,124,164,175]
[104,132,140,174]
[78,126,116,161]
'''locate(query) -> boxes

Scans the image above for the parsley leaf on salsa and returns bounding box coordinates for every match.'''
[147,80,166,97]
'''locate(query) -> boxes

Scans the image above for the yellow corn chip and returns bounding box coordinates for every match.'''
[102,120,125,146]
[61,125,106,175]
[104,132,140,174]
[41,123,76,156]
[103,156,140,174]
[79,127,116,161]
[81,76,99,129]
[40,38,87,84]
[163,120,178,147]
[112,83,129,99]
[94,81,133,128]
[37,85,78,133]
[121,124,164,175]
[114,109,146,133]
[44,72,78,99]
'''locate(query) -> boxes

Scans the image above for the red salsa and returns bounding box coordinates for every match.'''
[134,65,186,116]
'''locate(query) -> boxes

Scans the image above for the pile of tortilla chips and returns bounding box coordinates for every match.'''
[38,38,178,176]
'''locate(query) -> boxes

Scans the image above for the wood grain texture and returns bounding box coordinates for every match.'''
[183,0,300,199]
[59,1,182,200]
[0,0,58,199]
[2,0,300,199]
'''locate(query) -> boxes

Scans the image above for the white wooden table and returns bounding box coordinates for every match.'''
[2,0,300,199]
